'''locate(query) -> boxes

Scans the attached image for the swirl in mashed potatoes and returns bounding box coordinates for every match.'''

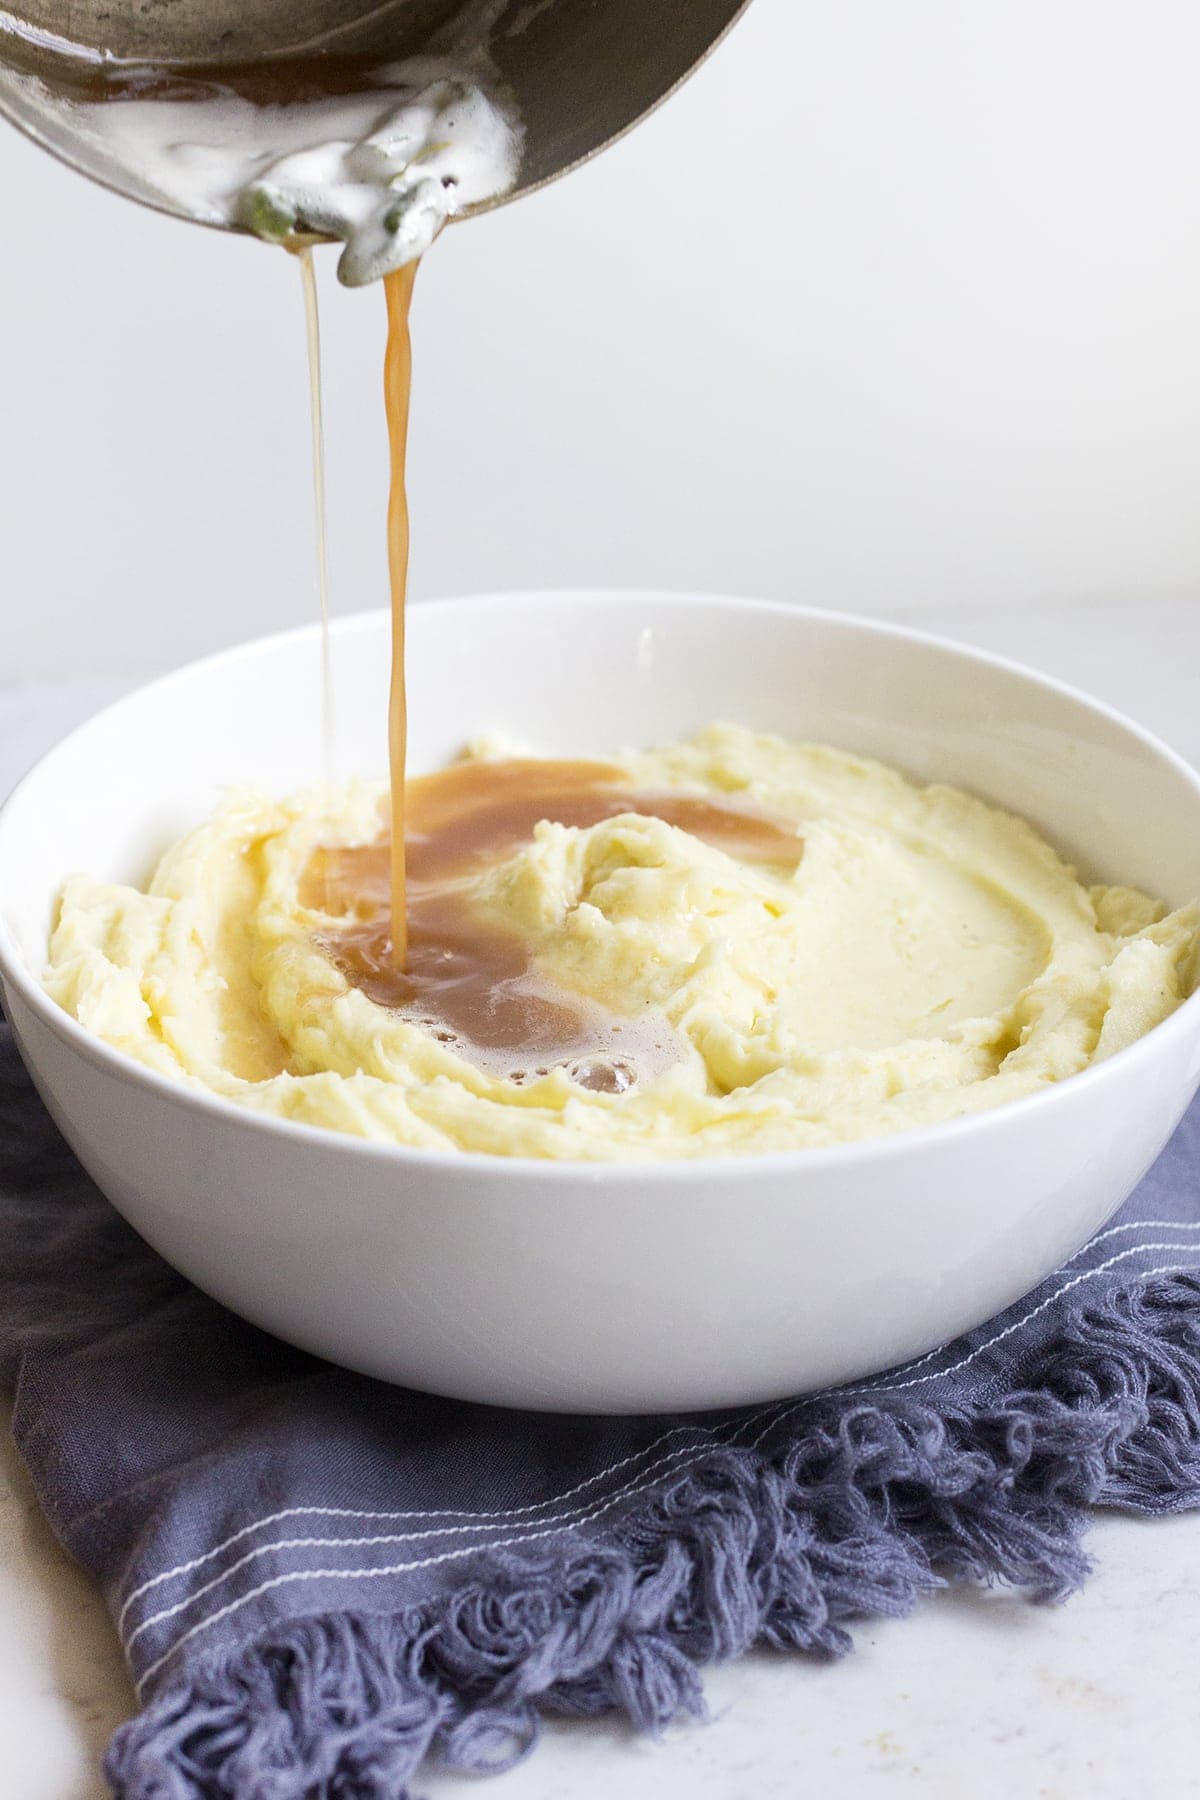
[45,725,1200,1159]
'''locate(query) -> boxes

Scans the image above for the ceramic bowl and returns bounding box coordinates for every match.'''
[3,592,1200,1412]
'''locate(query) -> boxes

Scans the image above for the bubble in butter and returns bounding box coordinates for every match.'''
[44,725,1200,1160]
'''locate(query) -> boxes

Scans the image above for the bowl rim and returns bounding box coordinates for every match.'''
[3,586,1200,1187]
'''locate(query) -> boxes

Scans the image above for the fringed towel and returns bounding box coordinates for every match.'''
[1,1017,1198,1799]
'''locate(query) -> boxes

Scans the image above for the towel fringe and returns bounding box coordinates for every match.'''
[105,1272,1200,1800]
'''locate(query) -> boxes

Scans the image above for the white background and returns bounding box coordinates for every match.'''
[3,0,1200,686]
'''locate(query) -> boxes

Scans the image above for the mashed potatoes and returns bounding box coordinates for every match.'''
[45,725,1200,1159]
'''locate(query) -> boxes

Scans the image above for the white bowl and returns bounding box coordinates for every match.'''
[3,593,1200,1414]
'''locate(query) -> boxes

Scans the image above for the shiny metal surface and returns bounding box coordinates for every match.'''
[0,0,752,229]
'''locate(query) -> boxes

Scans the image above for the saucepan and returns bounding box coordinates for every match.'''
[0,0,751,231]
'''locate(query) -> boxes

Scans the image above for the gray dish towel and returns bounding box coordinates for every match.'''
[2,1015,1199,1800]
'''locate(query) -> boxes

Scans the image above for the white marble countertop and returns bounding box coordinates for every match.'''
[3,596,1199,1799]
